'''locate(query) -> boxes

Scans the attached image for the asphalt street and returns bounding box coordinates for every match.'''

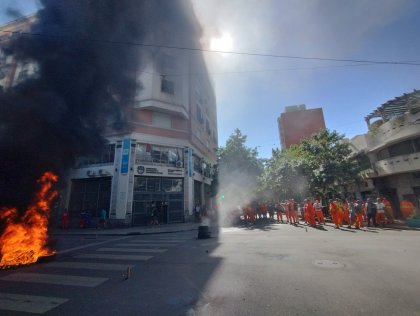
[0,222,419,315]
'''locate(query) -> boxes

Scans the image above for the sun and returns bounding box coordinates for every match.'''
[210,32,233,53]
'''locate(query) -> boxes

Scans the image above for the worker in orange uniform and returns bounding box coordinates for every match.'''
[342,199,351,228]
[61,209,70,229]
[302,199,308,224]
[329,199,339,229]
[353,200,363,229]
[305,198,316,227]
[283,201,290,223]
[382,197,395,224]
[400,199,416,219]
[313,199,325,225]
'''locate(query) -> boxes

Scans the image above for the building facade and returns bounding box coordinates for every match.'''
[1,9,218,226]
[350,90,420,216]
[277,104,326,149]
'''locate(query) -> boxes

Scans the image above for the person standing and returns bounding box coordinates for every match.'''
[383,197,395,224]
[400,199,416,219]
[365,198,377,227]
[376,198,387,227]
[313,199,325,225]
[305,198,316,227]
[99,208,107,229]
[354,200,363,229]
[329,199,340,229]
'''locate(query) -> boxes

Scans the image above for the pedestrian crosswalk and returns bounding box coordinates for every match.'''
[0,234,189,314]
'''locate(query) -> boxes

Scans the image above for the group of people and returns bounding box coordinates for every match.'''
[241,196,415,229]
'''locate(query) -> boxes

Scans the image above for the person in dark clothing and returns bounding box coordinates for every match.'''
[365,198,377,227]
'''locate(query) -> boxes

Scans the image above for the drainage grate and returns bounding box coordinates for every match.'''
[313,260,344,268]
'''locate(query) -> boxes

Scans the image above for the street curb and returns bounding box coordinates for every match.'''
[51,227,198,237]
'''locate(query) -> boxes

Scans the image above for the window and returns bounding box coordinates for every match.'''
[153,112,171,129]
[134,177,183,193]
[206,119,211,135]
[196,105,203,123]
[413,138,420,152]
[77,144,115,167]
[136,144,183,166]
[161,77,175,95]
[388,140,414,157]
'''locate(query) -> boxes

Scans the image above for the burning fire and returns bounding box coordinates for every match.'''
[0,171,58,269]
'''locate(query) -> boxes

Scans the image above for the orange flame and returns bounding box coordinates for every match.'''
[0,171,58,269]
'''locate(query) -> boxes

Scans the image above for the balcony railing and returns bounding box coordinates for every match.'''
[374,152,420,176]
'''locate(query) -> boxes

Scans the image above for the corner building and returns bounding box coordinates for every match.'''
[63,4,218,226]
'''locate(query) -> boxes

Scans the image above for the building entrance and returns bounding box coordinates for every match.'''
[132,176,184,226]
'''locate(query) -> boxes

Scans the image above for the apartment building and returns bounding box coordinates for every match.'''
[351,90,420,216]
[277,104,326,149]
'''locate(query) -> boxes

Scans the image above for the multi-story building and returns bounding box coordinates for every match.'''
[277,104,326,149]
[350,90,420,216]
[0,8,218,226]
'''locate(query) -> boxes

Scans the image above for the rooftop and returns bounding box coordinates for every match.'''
[365,89,420,125]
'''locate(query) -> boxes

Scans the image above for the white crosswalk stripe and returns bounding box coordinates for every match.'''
[0,273,108,287]
[43,261,134,271]
[0,292,68,314]
[97,247,167,253]
[75,254,153,261]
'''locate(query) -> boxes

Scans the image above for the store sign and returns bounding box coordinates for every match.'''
[136,165,184,177]
[120,139,131,174]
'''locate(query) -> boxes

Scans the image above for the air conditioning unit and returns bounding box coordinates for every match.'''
[98,169,109,176]
[176,161,183,168]
[86,170,95,177]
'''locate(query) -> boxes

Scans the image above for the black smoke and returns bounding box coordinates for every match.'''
[0,0,201,211]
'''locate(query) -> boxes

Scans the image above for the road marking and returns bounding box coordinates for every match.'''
[58,236,131,255]
[75,254,153,261]
[97,247,167,253]
[43,261,134,271]
[0,292,68,314]
[0,273,108,287]
[129,239,184,243]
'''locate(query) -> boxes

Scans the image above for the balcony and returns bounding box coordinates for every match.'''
[374,152,420,177]
[369,111,420,152]
[135,99,189,120]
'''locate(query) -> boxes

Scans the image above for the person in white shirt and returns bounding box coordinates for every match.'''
[313,200,325,225]
[375,198,387,227]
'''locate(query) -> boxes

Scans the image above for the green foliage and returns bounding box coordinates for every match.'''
[261,129,362,200]
[216,128,264,201]
[217,128,263,178]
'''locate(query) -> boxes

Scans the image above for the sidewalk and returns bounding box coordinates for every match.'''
[52,222,201,236]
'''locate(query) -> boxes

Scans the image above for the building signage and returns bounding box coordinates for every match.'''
[168,169,183,176]
[136,165,184,177]
[120,139,131,174]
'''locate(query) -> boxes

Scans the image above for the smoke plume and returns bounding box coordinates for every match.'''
[0,0,199,210]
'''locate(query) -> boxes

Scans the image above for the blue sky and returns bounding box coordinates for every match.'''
[1,0,419,158]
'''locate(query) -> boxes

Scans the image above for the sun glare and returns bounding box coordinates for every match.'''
[210,32,233,53]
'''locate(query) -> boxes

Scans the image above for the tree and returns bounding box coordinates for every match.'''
[216,129,264,207]
[259,148,308,201]
[261,129,362,202]
[294,129,362,199]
